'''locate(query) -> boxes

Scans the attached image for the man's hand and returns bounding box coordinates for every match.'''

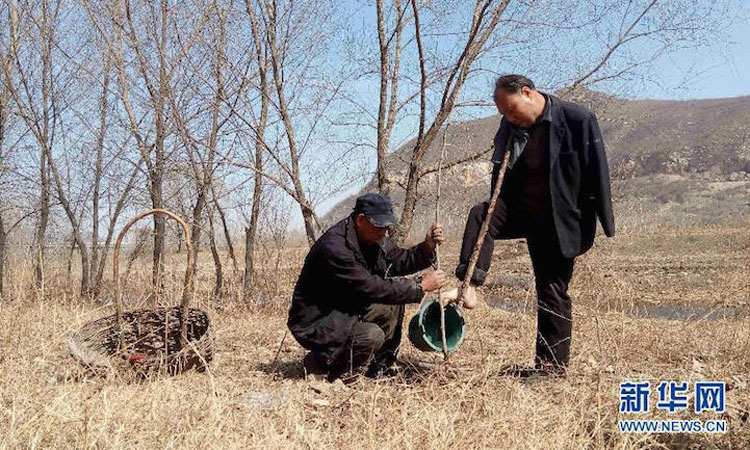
[420,269,446,293]
[425,222,444,252]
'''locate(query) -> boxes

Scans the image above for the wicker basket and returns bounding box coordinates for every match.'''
[69,209,214,375]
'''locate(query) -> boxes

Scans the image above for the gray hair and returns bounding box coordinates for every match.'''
[494,74,536,96]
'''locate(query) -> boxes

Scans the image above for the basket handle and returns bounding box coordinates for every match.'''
[112,209,194,348]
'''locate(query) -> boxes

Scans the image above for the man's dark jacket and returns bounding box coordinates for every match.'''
[287,216,434,364]
[491,94,615,257]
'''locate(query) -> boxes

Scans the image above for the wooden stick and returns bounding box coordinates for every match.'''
[270,329,289,380]
[459,143,511,297]
[436,123,448,359]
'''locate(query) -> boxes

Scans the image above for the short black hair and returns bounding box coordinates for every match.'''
[494,74,535,96]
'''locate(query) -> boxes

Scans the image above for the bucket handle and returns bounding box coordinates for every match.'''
[112,209,194,348]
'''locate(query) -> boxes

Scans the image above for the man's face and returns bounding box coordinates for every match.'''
[494,86,537,128]
[354,213,388,246]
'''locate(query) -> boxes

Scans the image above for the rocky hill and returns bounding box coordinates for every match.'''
[324,89,750,236]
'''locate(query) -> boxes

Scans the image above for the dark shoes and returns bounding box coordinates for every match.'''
[364,360,400,379]
[303,351,403,382]
[303,352,331,381]
[498,363,566,379]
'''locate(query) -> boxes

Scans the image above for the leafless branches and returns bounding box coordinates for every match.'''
[0,0,737,301]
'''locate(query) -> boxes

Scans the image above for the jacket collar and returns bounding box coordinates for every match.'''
[546,93,567,168]
[344,215,362,254]
[539,93,553,123]
[344,215,373,266]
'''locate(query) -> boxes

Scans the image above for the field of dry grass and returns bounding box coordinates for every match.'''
[1,219,748,449]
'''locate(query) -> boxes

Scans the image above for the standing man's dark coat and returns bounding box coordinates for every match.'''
[490,94,615,258]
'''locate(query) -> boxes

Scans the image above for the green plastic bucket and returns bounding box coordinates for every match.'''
[408,299,466,353]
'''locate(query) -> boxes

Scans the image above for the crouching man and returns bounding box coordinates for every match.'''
[287,193,446,381]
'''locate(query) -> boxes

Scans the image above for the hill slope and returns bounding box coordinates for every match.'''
[325,90,750,236]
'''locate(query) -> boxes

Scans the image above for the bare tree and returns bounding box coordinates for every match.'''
[391,0,509,243]
[0,0,733,302]
[170,0,235,296]
[364,0,732,243]
[7,0,143,296]
[374,0,405,196]
[88,54,111,291]
[5,0,61,290]
[83,0,211,292]
[14,50,91,293]
[0,1,19,298]
[256,0,321,245]
[242,0,270,304]
[58,40,143,297]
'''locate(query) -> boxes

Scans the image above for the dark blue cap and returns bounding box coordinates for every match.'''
[353,193,397,227]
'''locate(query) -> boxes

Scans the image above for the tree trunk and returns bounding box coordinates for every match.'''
[176,226,184,253]
[375,0,402,196]
[243,226,255,304]
[264,0,317,246]
[67,238,75,277]
[33,154,49,288]
[189,191,207,283]
[90,56,111,291]
[150,171,166,290]
[151,0,169,292]
[78,243,91,296]
[207,208,222,299]
[243,0,268,304]
[211,191,238,276]
[0,215,5,298]
[243,175,263,304]
[394,117,448,243]
[242,165,264,305]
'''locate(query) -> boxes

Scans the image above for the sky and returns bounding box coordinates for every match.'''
[296,0,750,228]
[628,12,750,100]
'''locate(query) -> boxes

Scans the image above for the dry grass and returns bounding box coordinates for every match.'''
[1,222,749,449]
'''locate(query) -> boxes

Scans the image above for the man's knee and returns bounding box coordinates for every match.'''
[362,304,400,339]
[351,322,386,355]
[469,202,487,223]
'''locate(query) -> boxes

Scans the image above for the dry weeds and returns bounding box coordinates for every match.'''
[1,223,748,449]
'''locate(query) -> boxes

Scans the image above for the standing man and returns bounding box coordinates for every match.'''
[454,74,615,377]
[288,193,446,381]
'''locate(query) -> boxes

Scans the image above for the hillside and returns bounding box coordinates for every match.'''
[324,90,750,236]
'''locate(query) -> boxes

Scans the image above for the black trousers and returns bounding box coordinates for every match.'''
[324,303,403,375]
[455,199,575,368]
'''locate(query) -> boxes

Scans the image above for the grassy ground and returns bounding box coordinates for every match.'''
[1,221,748,449]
